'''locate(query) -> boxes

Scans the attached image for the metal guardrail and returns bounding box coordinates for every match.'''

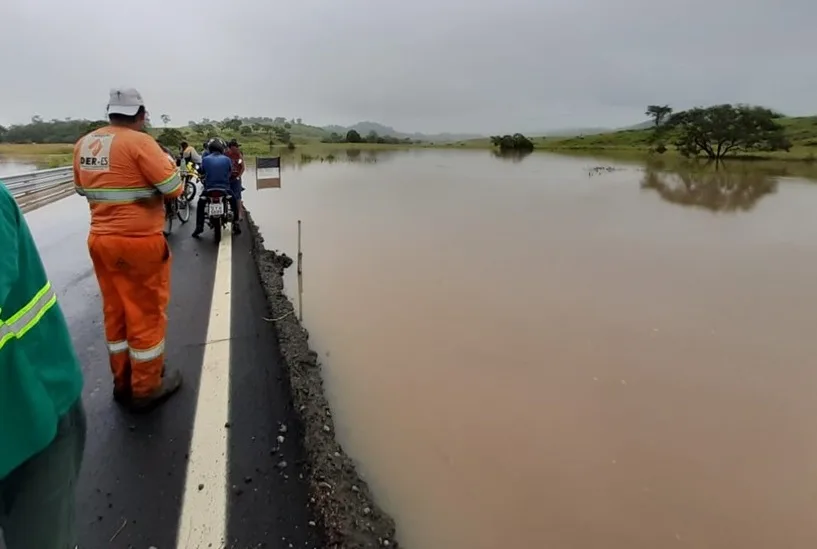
[0,166,75,212]
[1,166,74,198]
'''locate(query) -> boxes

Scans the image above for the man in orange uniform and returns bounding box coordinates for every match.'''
[73,88,183,412]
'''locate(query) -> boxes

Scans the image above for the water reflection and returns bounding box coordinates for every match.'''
[641,160,778,212]
[490,149,532,163]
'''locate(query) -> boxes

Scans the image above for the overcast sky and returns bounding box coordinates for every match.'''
[0,0,814,134]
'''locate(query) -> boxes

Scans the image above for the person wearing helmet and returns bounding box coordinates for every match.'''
[192,139,240,237]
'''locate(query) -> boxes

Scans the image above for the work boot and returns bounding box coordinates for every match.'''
[113,385,132,406]
[191,228,203,239]
[232,222,241,235]
[129,369,183,413]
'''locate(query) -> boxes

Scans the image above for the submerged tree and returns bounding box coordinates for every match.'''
[489,133,534,152]
[667,104,791,160]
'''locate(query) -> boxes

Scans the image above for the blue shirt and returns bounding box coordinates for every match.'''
[200,152,232,192]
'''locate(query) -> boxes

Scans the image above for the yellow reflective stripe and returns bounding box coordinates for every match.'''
[130,339,165,362]
[154,172,182,195]
[0,282,58,351]
[82,187,157,203]
[107,340,129,354]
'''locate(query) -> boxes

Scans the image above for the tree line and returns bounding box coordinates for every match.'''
[0,116,108,144]
[644,103,792,160]
[321,129,416,145]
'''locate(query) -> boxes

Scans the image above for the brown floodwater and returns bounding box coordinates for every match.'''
[245,150,817,549]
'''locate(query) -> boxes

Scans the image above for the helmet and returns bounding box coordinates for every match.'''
[207,137,226,154]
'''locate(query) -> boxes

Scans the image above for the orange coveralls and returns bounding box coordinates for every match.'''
[73,126,183,398]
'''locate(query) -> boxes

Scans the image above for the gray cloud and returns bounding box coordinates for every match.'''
[1,0,814,133]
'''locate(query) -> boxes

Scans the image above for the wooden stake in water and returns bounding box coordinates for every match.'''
[297,220,302,275]
[297,220,304,322]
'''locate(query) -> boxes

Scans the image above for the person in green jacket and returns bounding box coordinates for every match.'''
[0,181,86,549]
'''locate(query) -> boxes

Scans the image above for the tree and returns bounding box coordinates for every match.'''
[266,128,275,152]
[156,128,186,148]
[273,126,291,144]
[668,104,791,160]
[160,114,171,127]
[645,105,673,127]
[489,133,534,152]
[346,129,362,143]
[365,130,379,143]
[222,117,242,132]
[84,120,108,133]
[240,125,253,136]
[296,118,303,125]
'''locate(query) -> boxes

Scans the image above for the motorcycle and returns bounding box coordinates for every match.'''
[203,189,234,243]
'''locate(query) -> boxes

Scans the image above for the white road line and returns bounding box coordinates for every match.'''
[176,233,233,549]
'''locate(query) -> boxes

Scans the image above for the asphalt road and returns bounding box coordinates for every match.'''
[18,195,320,549]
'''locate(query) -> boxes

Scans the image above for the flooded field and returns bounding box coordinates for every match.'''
[244,150,817,549]
[0,160,37,177]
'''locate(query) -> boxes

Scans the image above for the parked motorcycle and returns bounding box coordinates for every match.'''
[203,189,234,243]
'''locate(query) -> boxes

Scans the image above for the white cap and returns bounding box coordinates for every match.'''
[107,87,145,116]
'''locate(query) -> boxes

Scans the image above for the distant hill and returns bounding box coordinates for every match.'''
[322,121,482,143]
[534,120,655,138]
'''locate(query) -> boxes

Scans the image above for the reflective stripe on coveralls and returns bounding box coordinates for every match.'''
[79,173,182,204]
[0,282,58,350]
[106,339,164,361]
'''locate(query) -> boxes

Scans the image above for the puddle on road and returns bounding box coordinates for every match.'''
[245,150,817,549]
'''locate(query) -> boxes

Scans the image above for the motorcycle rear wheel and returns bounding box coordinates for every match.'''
[213,220,222,244]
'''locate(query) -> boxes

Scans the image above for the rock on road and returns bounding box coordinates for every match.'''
[7,195,321,549]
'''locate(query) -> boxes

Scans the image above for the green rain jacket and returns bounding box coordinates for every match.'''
[0,181,83,479]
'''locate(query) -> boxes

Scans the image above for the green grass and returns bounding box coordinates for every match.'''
[508,116,817,161]
[0,143,74,168]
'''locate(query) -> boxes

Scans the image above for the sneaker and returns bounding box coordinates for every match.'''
[129,369,183,413]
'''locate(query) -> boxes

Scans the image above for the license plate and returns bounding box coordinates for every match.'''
[209,202,224,216]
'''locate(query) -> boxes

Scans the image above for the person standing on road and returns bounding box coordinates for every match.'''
[73,87,184,412]
[225,138,245,222]
[0,181,86,549]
